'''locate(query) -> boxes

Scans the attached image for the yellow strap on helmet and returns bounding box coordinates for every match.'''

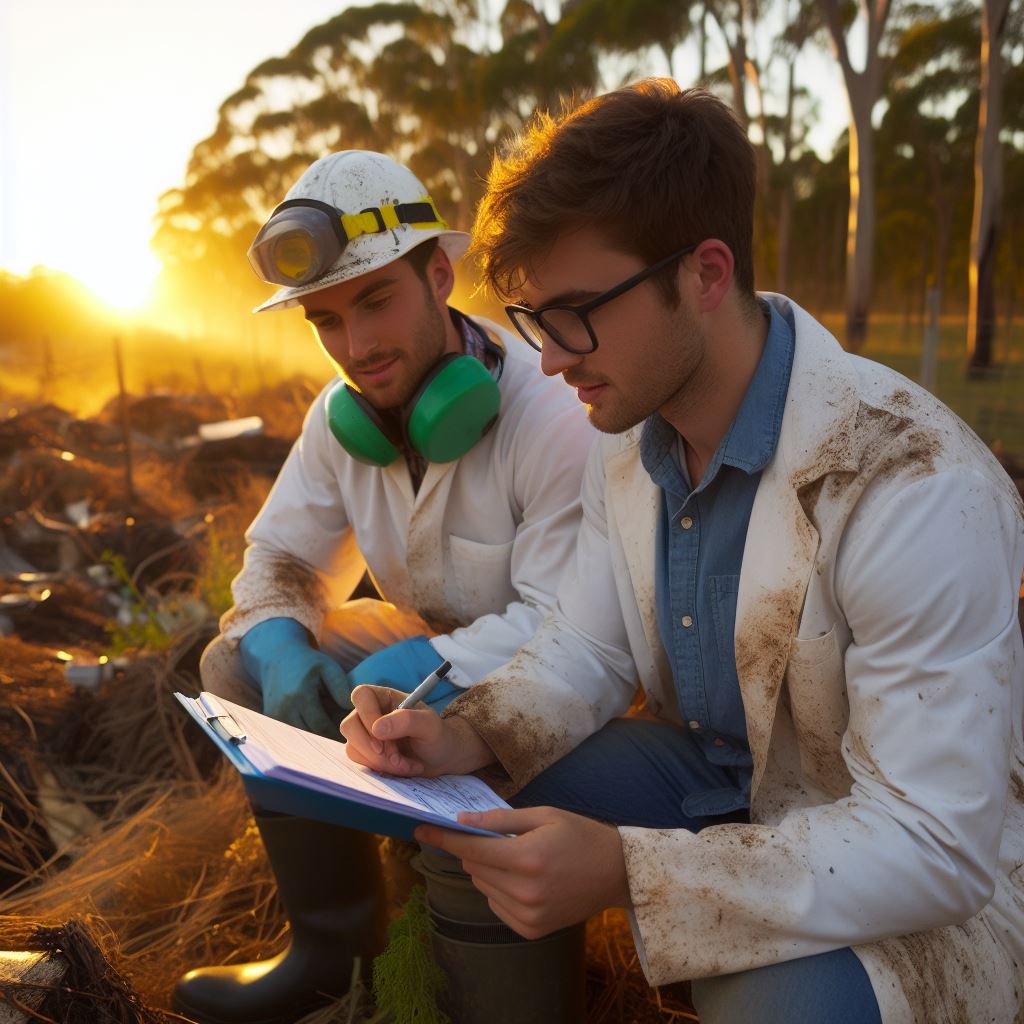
[339,196,447,241]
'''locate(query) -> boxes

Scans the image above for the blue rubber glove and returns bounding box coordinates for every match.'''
[347,636,461,711]
[239,617,352,737]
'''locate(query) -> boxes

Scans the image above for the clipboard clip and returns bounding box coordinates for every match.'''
[199,693,247,744]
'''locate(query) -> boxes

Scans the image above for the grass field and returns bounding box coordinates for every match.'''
[2,311,1022,457]
[823,314,1024,458]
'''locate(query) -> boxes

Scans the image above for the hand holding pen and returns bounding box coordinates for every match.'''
[341,663,495,778]
[396,660,453,709]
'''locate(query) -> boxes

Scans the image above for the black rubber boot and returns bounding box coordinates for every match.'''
[172,811,387,1024]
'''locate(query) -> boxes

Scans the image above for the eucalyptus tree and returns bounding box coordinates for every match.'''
[818,0,901,350]
[580,0,696,79]
[876,3,979,318]
[995,53,1023,334]
[152,3,491,337]
[151,0,626,339]
[768,0,821,292]
[967,0,1017,369]
[701,0,760,128]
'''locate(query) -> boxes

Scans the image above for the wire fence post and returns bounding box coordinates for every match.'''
[919,287,941,394]
[113,335,136,507]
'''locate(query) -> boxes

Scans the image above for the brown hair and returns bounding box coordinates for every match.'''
[471,79,757,307]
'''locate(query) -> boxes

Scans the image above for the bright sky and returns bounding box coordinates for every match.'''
[0,0,849,312]
[0,0,358,309]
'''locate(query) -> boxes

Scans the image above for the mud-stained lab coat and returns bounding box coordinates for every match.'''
[449,295,1024,1023]
[213,317,596,689]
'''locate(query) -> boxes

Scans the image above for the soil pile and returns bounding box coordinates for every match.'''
[0,386,309,1020]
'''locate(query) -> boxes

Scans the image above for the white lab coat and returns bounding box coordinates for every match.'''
[448,295,1024,1023]
[210,316,596,690]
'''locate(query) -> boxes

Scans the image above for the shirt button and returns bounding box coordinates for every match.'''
[681,615,693,627]
[680,516,694,530]
[713,737,726,747]
[688,720,701,730]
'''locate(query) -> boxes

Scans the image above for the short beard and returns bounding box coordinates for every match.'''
[373,286,450,412]
[588,311,710,434]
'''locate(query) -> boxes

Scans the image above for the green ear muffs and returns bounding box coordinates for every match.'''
[325,352,501,467]
[406,354,501,463]
[325,385,401,466]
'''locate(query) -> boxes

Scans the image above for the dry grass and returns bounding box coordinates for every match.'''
[0,645,697,1022]
[0,379,704,1021]
[0,652,284,1009]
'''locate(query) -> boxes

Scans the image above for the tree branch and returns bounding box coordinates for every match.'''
[818,0,855,81]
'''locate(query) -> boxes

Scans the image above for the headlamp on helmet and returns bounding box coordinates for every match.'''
[247,196,448,287]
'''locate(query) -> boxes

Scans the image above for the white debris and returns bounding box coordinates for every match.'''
[197,416,264,442]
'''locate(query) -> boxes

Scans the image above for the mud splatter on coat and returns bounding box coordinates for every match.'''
[448,295,1024,1023]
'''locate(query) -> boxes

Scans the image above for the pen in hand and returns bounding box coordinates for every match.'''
[396,660,454,710]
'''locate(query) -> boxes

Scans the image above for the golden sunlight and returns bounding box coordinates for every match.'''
[76,250,161,311]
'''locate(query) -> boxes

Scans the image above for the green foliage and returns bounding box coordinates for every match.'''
[102,549,218,656]
[198,523,242,620]
[144,0,1024,370]
[372,886,451,1024]
[102,551,177,655]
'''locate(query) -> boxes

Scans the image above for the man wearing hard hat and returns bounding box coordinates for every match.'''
[172,150,594,1023]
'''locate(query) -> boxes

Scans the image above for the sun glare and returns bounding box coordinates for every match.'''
[77,251,161,312]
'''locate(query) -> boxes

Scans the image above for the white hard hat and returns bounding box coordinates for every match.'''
[253,150,470,313]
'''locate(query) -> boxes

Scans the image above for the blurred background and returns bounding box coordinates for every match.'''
[0,3,1021,1020]
[2,0,1021,450]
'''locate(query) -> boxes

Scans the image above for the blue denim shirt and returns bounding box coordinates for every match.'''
[639,301,795,817]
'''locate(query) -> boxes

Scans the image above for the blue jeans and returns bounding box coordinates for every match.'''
[511,718,882,1024]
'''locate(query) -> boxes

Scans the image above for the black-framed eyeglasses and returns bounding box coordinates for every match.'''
[504,242,698,355]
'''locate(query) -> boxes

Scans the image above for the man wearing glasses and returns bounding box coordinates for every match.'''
[174,150,595,1023]
[343,82,1024,1022]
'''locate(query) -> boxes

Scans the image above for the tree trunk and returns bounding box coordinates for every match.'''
[747,57,772,203]
[699,6,708,81]
[660,41,677,79]
[818,0,891,352]
[726,42,750,127]
[709,5,750,128]
[925,145,953,307]
[967,0,1010,370]
[777,59,797,294]
[845,89,875,351]
[777,185,793,295]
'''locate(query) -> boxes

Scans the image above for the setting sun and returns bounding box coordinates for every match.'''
[76,250,161,312]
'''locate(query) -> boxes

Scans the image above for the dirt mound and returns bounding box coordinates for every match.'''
[183,435,293,500]
[236,378,320,441]
[1,578,109,648]
[0,636,68,741]
[96,392,231,446]
[0,635,79,891]
[0,447,128,519]
[0,405,76,460]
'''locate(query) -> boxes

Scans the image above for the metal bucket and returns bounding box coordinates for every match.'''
[414,845,586,1024]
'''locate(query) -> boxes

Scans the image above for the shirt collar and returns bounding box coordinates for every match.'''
[640,300,795,488]
[719,300,795,474]
[452,307,502,376]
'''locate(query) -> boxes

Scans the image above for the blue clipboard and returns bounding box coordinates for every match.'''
[175,693,505,841]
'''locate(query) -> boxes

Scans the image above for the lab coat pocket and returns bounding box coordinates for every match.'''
[448,535,517,620]
[788,625,840,666]
[785,625,852,796]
